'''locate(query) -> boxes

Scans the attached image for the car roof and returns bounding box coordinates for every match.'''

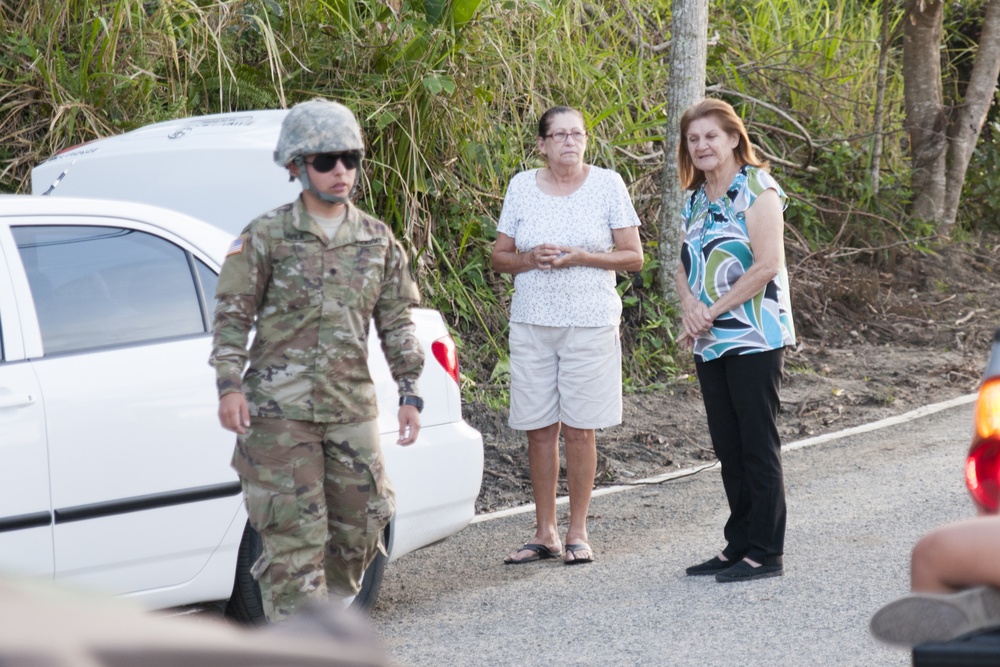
[30,110,299,236]
[38,110,289,162]
[0,194,234,264]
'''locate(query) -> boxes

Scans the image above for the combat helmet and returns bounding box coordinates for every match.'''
[274,98,364,205]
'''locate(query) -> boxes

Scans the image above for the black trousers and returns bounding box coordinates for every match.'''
[695,347,786,564]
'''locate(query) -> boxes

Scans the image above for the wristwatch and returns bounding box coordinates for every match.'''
[399,395,424,413]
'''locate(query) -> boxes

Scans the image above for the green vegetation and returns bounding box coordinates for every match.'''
[1,0,996,400]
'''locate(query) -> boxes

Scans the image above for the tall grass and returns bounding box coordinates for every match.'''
[0,0,681,392]
[1,0,949,394]
[713,0,912,249]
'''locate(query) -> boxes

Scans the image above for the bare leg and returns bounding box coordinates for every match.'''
[911,515,1000,593]
[562,424,596,562]
[870,515,1000,646]
[506,423,562,562]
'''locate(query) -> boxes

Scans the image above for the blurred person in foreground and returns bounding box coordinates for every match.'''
[871,328,1000,647]
[674,98,796,582]
[0,575,389,667]
[210,98,424,622]
[492,105,643,565]
[870,515,1000,646]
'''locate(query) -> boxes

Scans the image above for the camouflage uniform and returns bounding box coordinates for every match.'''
[210,197,423,621]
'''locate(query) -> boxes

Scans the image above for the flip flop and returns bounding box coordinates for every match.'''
[564,542,594,565]
[504,543,562,564]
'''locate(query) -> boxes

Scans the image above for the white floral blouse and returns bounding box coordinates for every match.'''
[497,166,642,327]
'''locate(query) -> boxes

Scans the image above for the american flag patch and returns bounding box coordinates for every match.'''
[226,236,245,256]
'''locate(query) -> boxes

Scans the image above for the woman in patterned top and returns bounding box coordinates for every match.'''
[675,98,796,582]
[492,106,643,565]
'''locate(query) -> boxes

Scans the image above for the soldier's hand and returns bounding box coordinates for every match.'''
[219,392,251,434]
[397,406,421,445]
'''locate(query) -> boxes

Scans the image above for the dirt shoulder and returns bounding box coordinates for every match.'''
[465,237,1000,514]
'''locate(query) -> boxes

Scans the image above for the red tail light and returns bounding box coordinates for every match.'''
[967,378,1000,514]
[431,336,460,385]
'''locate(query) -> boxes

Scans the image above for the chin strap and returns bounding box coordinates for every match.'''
[292,156,352,205]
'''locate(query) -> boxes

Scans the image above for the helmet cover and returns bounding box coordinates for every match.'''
[273,99,365,167]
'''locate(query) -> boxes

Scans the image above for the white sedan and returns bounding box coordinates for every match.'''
[0,195,483,621]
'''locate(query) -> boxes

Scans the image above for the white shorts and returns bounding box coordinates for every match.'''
[507,322,623,431]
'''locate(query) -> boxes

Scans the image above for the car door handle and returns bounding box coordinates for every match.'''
[0,393,37,409]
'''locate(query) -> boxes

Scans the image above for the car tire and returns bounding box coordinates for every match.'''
[352,536,387,613]
[224,522,388,624]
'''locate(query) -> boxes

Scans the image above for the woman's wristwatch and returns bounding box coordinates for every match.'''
[399,395,424,413]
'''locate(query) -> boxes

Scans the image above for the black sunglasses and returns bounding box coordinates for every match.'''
[306,152,361,172]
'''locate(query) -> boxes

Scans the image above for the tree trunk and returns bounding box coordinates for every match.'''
[902,0,947,223]
[870,0,893,195]
[941,0,1000,232]
[658,0,707,305]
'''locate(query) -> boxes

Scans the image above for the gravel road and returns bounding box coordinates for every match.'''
[370,396,978,666]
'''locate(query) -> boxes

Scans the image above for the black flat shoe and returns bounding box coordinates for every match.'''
[715,559,783,582]
[686,556,738,576]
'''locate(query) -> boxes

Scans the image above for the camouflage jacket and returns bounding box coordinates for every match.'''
[210,197,424,423]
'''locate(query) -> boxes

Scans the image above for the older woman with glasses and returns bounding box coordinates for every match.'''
[491,105,643,565]
[675,98,796,583]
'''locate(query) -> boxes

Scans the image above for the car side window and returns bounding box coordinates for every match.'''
[11,225,210,355]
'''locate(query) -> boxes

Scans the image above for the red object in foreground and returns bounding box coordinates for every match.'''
[967,376,1000,514]
[432,336,460,385]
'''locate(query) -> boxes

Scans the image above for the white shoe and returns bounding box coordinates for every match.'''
[870,585,1000,647]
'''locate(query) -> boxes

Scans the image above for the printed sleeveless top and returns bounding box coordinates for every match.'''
[680,165,796,361]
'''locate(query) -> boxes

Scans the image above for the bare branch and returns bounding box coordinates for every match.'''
[754,147,820,174]
[582,2,670,55]
[613,145,664,162]
[824,235,941,259]
[707,84,816,169]
[788,192,909,235]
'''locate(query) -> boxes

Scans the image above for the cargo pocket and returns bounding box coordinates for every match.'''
[241,478,313,581]
[366,456,396,556]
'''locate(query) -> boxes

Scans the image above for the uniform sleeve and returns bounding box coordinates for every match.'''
[208,228,270,397]
[372,237,425,397]
[608,171,642,229]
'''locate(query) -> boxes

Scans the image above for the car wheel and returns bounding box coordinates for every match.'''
[224,522,388,624]
[352,537,387,613]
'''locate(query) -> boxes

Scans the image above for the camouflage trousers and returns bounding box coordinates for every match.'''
[232,417,395,623]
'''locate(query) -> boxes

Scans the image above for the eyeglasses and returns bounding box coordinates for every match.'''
[545,130,588,143]
[305,152,361,172]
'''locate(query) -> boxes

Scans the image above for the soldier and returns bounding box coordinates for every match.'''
[210,98,425,622]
